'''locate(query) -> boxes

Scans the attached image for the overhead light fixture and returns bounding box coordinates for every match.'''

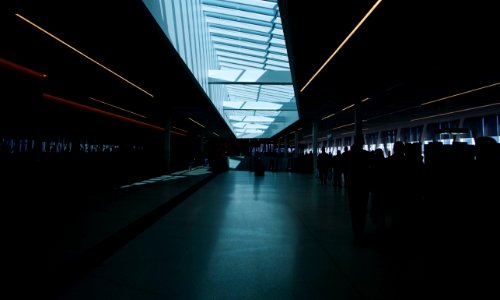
[300,0,384,92]
[321,113,335,120]
[213,132,220,137]
[411,103,500,122]
[342,131,355,135]
[361,97,371,102]
[172,126,188,133]
[342,104,356,111]
[89,97,146,118]
[42,93,164,131]
[366,81,500,123]
[188,117,205,128]
[0,57,48,80]
[15,13,154,98]
[421,81,500,106]
[332,122,355,130]
[170,130,188,137]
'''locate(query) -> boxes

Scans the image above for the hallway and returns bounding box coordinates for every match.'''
[56,171,427,299]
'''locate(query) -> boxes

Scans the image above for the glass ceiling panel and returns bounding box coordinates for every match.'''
[219,57,264,69]
[221,0,278,10]
[216,51,266,63]
[210,36,269,51]
[143,0,298,138]
[226,110,257,116]
[269,46,288,55]
[205,17,271,33]
[255,110,280,117]
[270,37,286,46]
[220,62,262,70]
[271,28,284,36]
[267,53,288,61]
[241,101,282,110]
[209,27,270,43]
[202,5,275,22]
[214,44,266,56]
[265,65,289,71]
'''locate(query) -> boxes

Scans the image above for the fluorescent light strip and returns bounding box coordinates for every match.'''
[300,0,384,92]
[171,130,188,137]
[173,126,188,133]
[321,113,335,120]
[188,117,206,128]
[89,97,146,118]
[342,131,355,135]
[42,93,163,131]
[368,81,500,122]
[332,123,355,130]
[0,57,48,80]
[411,103,500,122]
[213,132,220,137]
[16,14,154,98]
[361,97,371,102]
[365,106,419,122]
[421,81,500,106]
[342,104,355,111]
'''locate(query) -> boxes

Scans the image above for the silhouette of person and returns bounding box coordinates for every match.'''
[254,156,265,176]
[339,146,350,187]
[345,136,372,244]
[369,148,387,229]
[332,152,342,187]
[317,146,330,185]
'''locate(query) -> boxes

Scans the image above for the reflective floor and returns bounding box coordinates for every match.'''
[56,170,429,300]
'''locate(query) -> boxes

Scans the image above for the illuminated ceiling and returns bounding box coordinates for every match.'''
[143,0,298,139]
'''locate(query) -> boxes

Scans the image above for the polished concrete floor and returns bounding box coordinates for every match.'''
[55,170,429,300]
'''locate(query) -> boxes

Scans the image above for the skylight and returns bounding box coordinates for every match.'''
[143,0,298,138]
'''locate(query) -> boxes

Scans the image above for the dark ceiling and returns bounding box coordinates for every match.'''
[2,0,500,143]
[280,0,500,140]
[2,1,235,139]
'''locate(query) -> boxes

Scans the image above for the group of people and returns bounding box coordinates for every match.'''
[317,138,425,245]
[317,136,500,246]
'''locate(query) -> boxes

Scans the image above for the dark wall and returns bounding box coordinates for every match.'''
[1,60,231,209]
